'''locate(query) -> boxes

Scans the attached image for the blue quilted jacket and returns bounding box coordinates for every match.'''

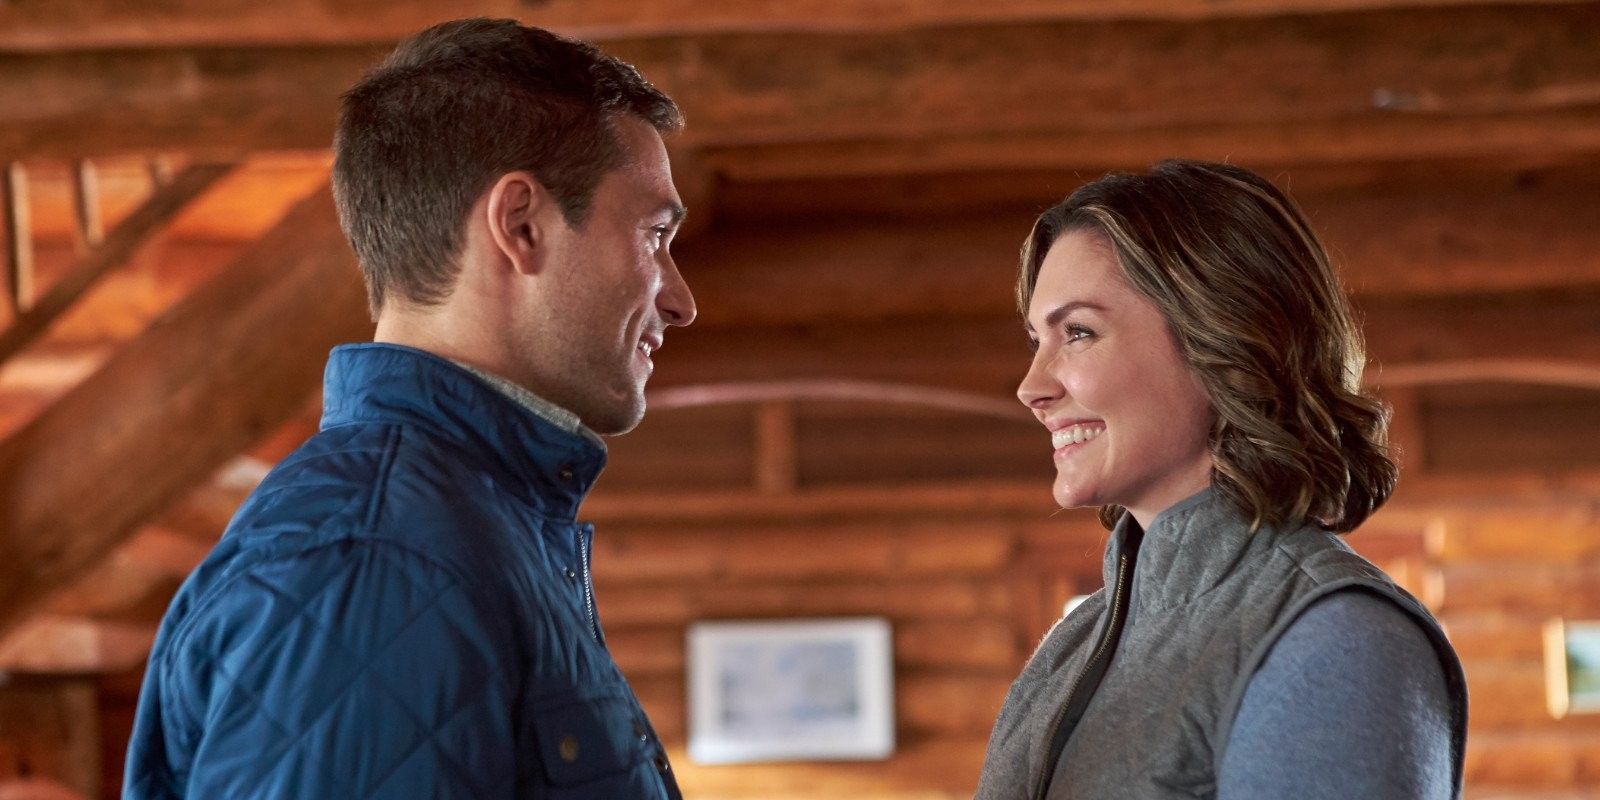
[124,343,680,799]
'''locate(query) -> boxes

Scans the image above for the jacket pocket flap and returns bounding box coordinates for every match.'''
[533,693,650,786]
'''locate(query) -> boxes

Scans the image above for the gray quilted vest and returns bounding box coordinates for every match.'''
[974,488,1467,799]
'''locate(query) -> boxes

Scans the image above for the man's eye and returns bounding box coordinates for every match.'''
[1026,337,1040,354]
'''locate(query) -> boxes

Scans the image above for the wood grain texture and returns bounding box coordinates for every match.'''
[0,187,368,638]
[4,7,1600,162]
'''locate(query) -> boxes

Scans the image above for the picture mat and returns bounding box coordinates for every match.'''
[687,617,895,764]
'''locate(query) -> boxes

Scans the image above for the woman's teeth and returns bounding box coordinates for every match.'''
[1052,424,1104,449]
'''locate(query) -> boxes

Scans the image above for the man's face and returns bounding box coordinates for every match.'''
[525,116,696,435]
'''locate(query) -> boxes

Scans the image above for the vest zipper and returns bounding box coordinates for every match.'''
[577,524,599,642]
[1033,550,1135,800]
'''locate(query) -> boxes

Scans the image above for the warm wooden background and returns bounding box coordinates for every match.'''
[0,1,1597,798]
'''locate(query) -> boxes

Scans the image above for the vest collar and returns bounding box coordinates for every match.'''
[319,343,607,518]
[1103,485,1282,612]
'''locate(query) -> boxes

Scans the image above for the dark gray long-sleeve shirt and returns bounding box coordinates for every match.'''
[1216,588,1454,798]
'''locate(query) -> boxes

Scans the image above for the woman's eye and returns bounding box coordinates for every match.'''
[1064,324,1095,341]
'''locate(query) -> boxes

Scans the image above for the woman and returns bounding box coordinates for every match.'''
[975,160,1466,799]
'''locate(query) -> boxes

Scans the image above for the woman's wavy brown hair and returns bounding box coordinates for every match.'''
[1019,159,1396,533]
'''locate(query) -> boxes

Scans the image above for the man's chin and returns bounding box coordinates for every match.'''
[583,392,647,436]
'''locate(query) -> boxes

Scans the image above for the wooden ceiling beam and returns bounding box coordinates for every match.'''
[700,109,1600,181]
[0,186,368,639]
[679,175,1600,330]
[580,471,1600,525]
[1,0,1588,51]
[0,163,233,366]
[0,615,153,675]
[651,290,1600,397]
[2,6,1598,161]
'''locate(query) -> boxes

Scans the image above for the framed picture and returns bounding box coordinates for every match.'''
[1543,618,1600,718]
[686,617,895,764]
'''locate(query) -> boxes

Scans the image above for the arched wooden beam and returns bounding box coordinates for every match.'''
[1370,360,1600,392]
[648,379,1030,422]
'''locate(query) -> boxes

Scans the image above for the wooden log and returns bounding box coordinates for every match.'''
[754,401,798,494]
[3,163,33,317]
[3,0,1590,50]
[606,628,684,679]
[4,7,1600,161]
[1458,659,1600,732]
[1434,564,1600,618]
[0,186,369,638]
[895,619,1020,672]
[0,617,153,675]
[679,176,1600,330]
[1434,510,1600,564]
[608,618,1020,678]
[702,108,1600,181]
[1445,614,1549,663]
[598,578,1016,628]
[649,290,1600,399]
[0,164,233,366]
[0,679,99,798]
[664,736,987,798]
[1426,389,1600,475]
[795,406,1044,487]
[897,672,1012,737]
[1344,519,1430,563]
[626,674,686,740]
[590,522,1017,583]
[69,160,102,252]
[630,669,1008,744]
[1464,731,1600,789]
[581,471,1600,527]
[37,526,208,623]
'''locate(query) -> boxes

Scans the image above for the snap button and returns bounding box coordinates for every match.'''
[559,735,579,763]
[558,466,576,481]
[633,720,648,741]
[654,752,670,773]
[564,567,578,582]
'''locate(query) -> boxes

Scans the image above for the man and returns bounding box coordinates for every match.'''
[124,19,695,799]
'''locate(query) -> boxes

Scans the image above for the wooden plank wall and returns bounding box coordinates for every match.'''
[594,510,1107,799]
[1437,508,1600,791]
[584,400,1600,798]
[58,402,1600,799]
[588,498,1600,799]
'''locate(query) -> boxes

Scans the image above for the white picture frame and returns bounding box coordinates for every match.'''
[686,617,895,764]
[1545,618,1600,718]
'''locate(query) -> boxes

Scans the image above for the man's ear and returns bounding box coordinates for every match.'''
[484,171,550,277]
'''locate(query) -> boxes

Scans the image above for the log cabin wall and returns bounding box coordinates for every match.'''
[575,397,1600,798]
[0,2,1598,799]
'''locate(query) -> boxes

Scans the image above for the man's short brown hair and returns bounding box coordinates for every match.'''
[332,18,682,315]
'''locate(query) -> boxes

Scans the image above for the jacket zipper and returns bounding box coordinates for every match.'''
[1033,551,1134,800]
[577,523,599,642]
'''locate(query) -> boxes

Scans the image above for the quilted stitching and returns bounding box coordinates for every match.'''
[124,345,677,800]
[188,546,504,798]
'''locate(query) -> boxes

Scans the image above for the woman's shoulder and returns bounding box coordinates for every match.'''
[1276,589,1441,668]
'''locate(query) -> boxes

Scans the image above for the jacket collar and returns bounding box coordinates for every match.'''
[1103,485,1285,613]
[319,343,607,518]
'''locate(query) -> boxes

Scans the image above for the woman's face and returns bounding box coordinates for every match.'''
[1018,229,1216,527]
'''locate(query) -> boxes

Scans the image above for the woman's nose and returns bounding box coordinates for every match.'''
[1017,348,1062,410]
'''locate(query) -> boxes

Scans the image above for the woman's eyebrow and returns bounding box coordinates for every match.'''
[1042,300,1107,329]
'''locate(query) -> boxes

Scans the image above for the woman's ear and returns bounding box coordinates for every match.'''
[484,171,549,276]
